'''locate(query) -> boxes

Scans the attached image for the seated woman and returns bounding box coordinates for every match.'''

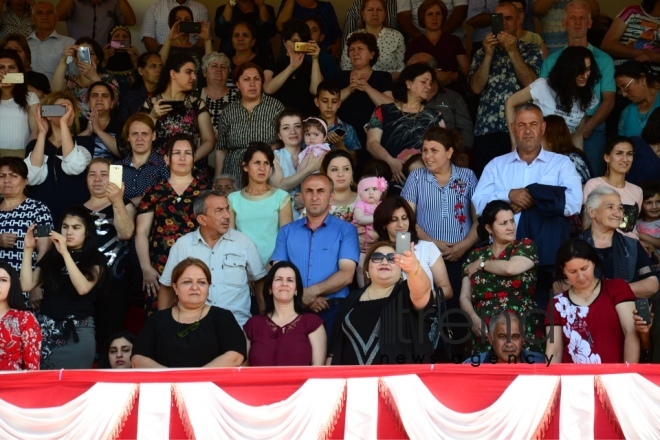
[51,38,119,119]
[0,261,41,371]
[505,46,599,150]
[0,48,38,158]
[366,63,444,184]
[459,200,543,355]
[244,262,326,366]
[132,258,246,368]
[159,6,212,70]
[404,0,469,89]
[601,3,660,65]
[117,53,162,125]
[330,241,434,365]
[99,331,135,369]
[580,186,659,298]
[20,207,108,369]
[227,21,274,83]
[373,196,452,296]
[340,0,405,74]
[80,81,123,159]
[582,136,642,240]
[546,238,639,364]
[25,92,95,226]
[615,61,660,137]
[101,25,140,99]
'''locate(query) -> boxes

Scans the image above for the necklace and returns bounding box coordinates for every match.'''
[397,102,423,120]
[176,305,204,338]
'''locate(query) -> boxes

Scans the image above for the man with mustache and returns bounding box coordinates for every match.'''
[158,189,267,327]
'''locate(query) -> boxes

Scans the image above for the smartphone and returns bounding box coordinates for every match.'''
[333,128,347,137]
[635,298,652,324]
[160,100,184,110]
[395,232,411,254]
[491,13,504,35]
[294,42,314,53]
[33,224,52,238]
[41,104,66,118]
[179,21,201,34]
[1,73,24,84]
[110,40,130,50]
[78,46,91,64]
[109,165,123,188]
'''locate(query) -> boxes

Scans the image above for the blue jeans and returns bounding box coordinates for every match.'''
[583,121,606,177]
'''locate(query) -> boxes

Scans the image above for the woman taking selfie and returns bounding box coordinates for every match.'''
[20,207,107,369]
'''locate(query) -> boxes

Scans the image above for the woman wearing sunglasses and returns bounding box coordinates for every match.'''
[328,240,433,365]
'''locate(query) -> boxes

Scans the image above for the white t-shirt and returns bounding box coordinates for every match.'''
[402,239,442,286]
[0,91,38,151]
[529,78,597,133]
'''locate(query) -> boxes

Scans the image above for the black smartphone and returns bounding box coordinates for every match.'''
[491,13,504,35]
[179,21,201,34]
[33,224,52,238]
[635,298,652,324]
[160,100,184,110]
[333,128,347,137]
[41,105,66,118]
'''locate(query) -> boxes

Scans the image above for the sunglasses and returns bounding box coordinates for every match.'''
[370,252,396,263]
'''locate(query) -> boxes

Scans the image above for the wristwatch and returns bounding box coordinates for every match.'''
[479,258,486,270]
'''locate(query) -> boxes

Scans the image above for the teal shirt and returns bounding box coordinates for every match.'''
[540,43,616,116]
[618,91,660,137]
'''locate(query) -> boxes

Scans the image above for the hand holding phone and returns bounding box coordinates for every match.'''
[109,165,123,188]
[41,104,67,118]
[491,13,504,35]
[635,298,652,324]
[33,224,53,238]
[110,40,130,50]
[78,46,91,64]
[333,128,347,137]
[294,42,314,53]
[1,73,24,84]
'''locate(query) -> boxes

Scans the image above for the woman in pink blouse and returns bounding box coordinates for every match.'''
[0,261,41,370]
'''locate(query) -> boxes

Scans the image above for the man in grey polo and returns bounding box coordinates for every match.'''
[158,189,267,327]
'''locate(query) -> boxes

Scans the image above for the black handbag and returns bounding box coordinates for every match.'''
[427,286,454,363]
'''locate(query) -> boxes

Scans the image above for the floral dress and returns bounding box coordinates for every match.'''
[137,179,209,311]
[463,239,543,354]
[0,309,41,371]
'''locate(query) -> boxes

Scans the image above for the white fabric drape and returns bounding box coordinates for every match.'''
[559,375,595,440]
[597,373,660,438]
[137,383,172,440]
[380,374,559,439]
[173,379,346,439]
[0,382,137,440]
[345,378,379,440]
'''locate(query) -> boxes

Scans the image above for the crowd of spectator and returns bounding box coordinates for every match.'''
[0,0,659,371]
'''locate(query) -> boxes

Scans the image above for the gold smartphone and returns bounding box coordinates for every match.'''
[1,73,24,84]
[109,164,123,188]
[294,42,313,53]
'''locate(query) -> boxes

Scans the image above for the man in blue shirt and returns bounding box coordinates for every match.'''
[271,174,359,342]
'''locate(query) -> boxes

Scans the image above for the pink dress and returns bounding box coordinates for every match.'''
[297,143,331,172]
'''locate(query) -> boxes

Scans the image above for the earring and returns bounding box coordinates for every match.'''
[366,273,370,279]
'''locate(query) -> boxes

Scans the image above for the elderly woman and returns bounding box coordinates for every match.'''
[51,37,119,118]
[245,261,326,366]
[546,238,640,364]
[366,63,444,184]
[340,0,405,73]
[0,48,37,157]
[0,33,50,98]
[136,134,210,313]
[459,200,543,355]
[25,91,95,226]
[0,157,52,272]
[132,258,246,368]
[200,52,238,132]
[615,61,660,137]
[215,62,284,186]
[580,186,659,298]
[329,241,434,365]
[404,0,469,88]
[339,32,394,147]
[373,196,452,296]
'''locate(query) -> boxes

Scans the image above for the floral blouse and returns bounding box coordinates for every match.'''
[65,73,120,118]
[463,239,543,354]
[0,310,41,371]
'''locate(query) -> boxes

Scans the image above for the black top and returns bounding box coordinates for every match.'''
[272,57,316,118]
[595,241,656,283]
[337,70,393,147]
[133,306,247,368]
[339,297,389,365]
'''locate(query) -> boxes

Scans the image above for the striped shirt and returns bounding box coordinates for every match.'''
[401,165,478,243]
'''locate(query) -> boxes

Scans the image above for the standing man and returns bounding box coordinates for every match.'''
[540,0,614,176]
[26,2,75,82]
[468,1,542,176]
[472,103,582,310]
[271,174,359,342]
[158,189,267,328]
[141,0,210,54]
[55,0,136,47]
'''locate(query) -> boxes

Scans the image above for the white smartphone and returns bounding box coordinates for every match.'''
[109,164,123,188]
[395,232,411,254]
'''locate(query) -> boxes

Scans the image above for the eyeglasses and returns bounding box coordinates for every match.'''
[370,252,396,263]
[618,78,634,95]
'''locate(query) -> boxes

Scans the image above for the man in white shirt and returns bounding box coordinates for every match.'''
[26,2,75,81]
[141,0,210,53]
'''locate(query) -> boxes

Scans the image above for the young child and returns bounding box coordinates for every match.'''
[637,181,660,266]
[298,117,331,172]
[353,176,388,287]
[314,80,362,152]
